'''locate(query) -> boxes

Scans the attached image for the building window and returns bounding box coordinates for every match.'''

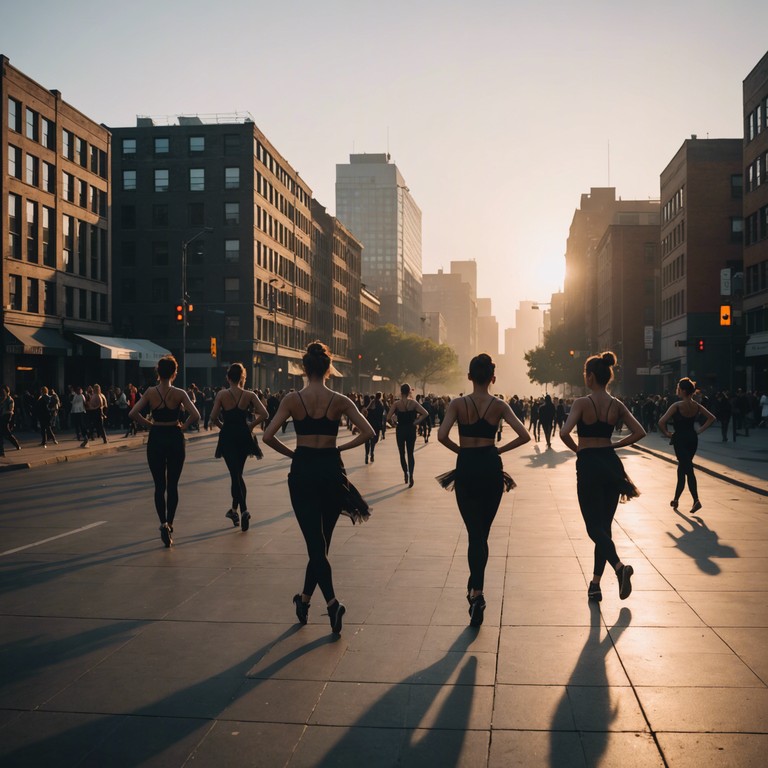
[224,314,239,341]
[65,286,74,317]
[121,278,136,303]
[90,227,99,280]
[62,172,74,202]
[223,133,240,155]
[62,129,73,159]
[78,288,87,319]
[44,280,56,315]
[152,204,169,227]
[152,241,169,266]
[26,201,38,263]
[188,202,204,226]
[90,291,99,321]
[122,137,136,155]
[189,168,204,191]
[43,206,55,266]
[151,277,168,302]
[26,154,39,186]
[25,108,39,141]
[225,239,240,262]
[123,170,137,190]
[78,179,88,207]
[63,215,74,272]
[155,168,169,192]
[154,137,169,154]
[77,221,87,276]
[8,98,21,132]
[27,278,39,313]
[121,240,136,267]
[8,145,21,178]
[76,137,88,167]
[189,136,204,152]
[90,145,99,173]
[731,217,744,243]
[41,118,55,150]
[100,293,107,322]
[90,185,98,214]
[224,277,239,302]
[8,193,22,259]
[224,202,240,225]
[9,275,22,310]
[121,205,136,229]
[42,161,55,192]
[225,167,240,189]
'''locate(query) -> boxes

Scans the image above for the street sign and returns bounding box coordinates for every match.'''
[644,326,654,350]
[720,268,732,296]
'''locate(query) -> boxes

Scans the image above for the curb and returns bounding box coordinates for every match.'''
[0,431,216,473]
[632,444,768,498]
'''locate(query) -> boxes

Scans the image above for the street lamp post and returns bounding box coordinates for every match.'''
[269,277,285,390]
[181,227,213,388]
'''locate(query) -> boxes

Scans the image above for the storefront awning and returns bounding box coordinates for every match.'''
[287,361,305,376]
[745,332,768,358]
[75,335,172,367]
[5,324,71,356]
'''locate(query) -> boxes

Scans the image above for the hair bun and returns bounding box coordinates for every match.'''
[306,341,327,357]
[601,351,616,367]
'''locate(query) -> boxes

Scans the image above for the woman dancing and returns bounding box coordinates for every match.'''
[559,352,646,601]
[387,383,428,487]
[263,341,374,635]
[210,362,269,531]
[658,377,715,515]
[129,356,199,547]
[437,354,530,627]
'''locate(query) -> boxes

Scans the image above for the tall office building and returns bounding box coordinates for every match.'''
[336,153,422,332]
[2,55,112,392]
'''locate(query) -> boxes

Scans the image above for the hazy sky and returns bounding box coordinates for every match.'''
[3,1,767,346]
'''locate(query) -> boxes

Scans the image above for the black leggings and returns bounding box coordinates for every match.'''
[396,426,416,477]
[576,450,621,578]
[146,427,185,525]
[673,434,698,502]
[223,450,248,511]
[365,429,379,459]
[288,448,342,603]
[455,448,504,591]
[1,415,20,450]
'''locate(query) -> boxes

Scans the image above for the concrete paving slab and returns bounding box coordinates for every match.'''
[656,733,768,767]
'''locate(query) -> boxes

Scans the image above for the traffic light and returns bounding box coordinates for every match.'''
[187,302,194,313]
[357,353,363,360]
[697,338,705,352]
[719,305,731,326]
[175,303,184,322]
[210,337,217,359]
[569,349,575,357]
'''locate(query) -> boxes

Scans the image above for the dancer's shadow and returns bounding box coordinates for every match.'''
[549,604,631,767]
[526,444,572,469]
[666,509,738,575]
[313,628,480,766]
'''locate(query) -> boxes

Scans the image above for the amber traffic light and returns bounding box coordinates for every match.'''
[175,304,184,322]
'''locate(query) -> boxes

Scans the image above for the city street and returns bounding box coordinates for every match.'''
[0,424,766,767]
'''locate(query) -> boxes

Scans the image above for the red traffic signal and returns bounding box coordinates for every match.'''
[697,338,705,352]
[357,353,363,360]
[175,304,184,322]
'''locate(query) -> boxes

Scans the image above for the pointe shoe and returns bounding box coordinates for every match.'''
[328,601,346,634]
[159,523,173,548]
[240,511,250,531]
[225,508,240,527]
[469,594,486,627]
[616,564,633,600]
[670,499,679,510]
[293,594,310,625]
[690,500,703,515]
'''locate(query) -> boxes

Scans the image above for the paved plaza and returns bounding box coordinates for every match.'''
[0,422,766,767]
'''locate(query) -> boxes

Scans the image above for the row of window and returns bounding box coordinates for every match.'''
[746,259,768,296]
[661,220,685,258]
[8,97,108,177]
[662,185,685,224]
[122,134,233,156]
[255,240,311,292]
[118,238,241,267]
[256,141,310,209]
[746,95,768,143]
[746,152,768,192]
[662,289,686,323]
[8,194,55,266]
[119,201,239,229]
[121,166,240,193]
[745,205,768,246]
[7,274,106,321]
[662,253,686,289]
[256,172,311,237]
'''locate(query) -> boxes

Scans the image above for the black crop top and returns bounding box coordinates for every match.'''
[457,396,498,439]
[576,396,616,439]
[395,405,418,429]
[293,391,340,436]
[671,403,699,434]
[152,386,182,422]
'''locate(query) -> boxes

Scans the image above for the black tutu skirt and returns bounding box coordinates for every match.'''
[576,447,640,502]
[215,429,263,460]
[435,445,516,493]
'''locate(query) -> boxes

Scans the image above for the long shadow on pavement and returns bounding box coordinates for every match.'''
[666,509,738,575]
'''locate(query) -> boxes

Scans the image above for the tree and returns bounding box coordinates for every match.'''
[524,323,585,388]
[408,338,459,394]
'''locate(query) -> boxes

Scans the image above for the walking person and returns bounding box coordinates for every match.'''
[35,387,58,447]
[387,383,429,487]
[715,391,731,442]
[658,377,716,515]
[263,341,374,635]
[0,385,21,454]
[559,352,646,602]
[363,391,386,464]
[129,356,199,547]
[437,354,531,627]
[70,386,86,441]
[209,362,269,532]
[539,394,556,448]
[83,384,108,447]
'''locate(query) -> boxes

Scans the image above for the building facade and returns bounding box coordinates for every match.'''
[2,55,112,393]
[659,138,743,392]
[477,297,499,357]
[111,116,314,391]
[336,153,422,332]
[743,51,768,390]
